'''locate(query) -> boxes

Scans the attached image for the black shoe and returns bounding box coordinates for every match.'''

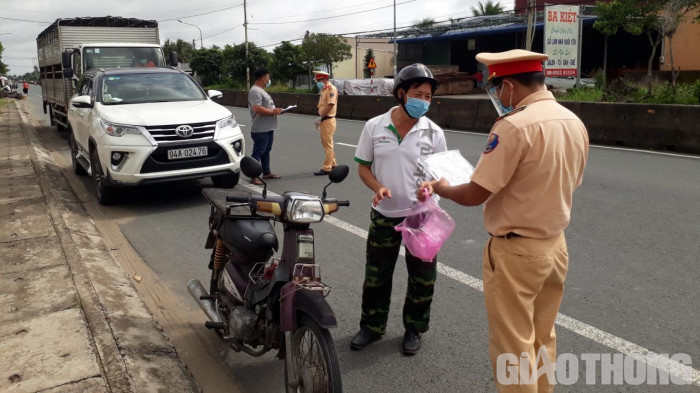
[402,329,421,355]
[314,169,331,176]
[350,327,381,350]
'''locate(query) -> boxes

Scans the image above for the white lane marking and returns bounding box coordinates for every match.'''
[239,180,699,385]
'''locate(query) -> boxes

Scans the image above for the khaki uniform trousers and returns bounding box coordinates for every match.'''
[319,118,337,171]
[482,233,568,393]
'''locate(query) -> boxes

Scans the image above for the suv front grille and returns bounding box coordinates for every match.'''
[143,121,216,144]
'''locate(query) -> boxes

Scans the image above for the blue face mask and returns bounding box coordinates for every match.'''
[265,79,271,88]
[317,81,325,91]
[487,84,514,116]
[404,97,430,118]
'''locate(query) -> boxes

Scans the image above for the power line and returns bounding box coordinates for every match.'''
[159,4,243,22]
[249,0,415,25]
[203,24,244,40]
[0,16,50,23]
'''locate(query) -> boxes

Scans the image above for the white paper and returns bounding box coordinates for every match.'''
[281,105,297,113]
[417,150,474,186]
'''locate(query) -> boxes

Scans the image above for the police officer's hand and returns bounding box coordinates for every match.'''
[417,179,448,201]
[372,187,391,207]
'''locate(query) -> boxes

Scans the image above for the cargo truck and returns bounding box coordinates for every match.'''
[37,16,176,131]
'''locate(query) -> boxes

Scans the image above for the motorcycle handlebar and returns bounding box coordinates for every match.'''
[337,200,350,207]
[225,194,250,203]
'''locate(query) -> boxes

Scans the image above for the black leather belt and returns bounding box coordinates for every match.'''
[321,116,335,121]
[489,232,523,239]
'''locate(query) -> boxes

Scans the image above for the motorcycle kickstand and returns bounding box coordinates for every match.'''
[285,330,299,393]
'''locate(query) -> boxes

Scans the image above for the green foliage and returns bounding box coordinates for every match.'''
[0,42,7,75]
[363,48,375,78]
[412,18,436,29]
[221,43,272,85]
[270,41,306,84]
[301,32,352,78]
[558,86,604,102]
[471,0,505,16]
[190,47,223,86]
[558,81,700,105]
[162,39,195,63]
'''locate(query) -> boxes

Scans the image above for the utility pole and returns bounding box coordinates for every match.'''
[393,0,397,76]
[244,0,250,90]
[525,0,536,50]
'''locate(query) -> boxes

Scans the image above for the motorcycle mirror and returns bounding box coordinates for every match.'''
[240,156,262,179]
[328,165,349,183]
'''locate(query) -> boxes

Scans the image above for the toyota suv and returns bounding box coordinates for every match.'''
[67,67,244,204]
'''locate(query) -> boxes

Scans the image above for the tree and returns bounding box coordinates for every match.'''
[300,31,352,79]
[190,47,223,86]
[471,0,505,16]
[270,41,306,84]
[660,0,700,90]
[162,39,195,63]
[220,43,272,86]
[594,0,700,94]
[0,42,8,75]
[363,48,375,78]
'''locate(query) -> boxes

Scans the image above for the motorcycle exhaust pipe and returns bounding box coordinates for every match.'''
[187,279,223,324]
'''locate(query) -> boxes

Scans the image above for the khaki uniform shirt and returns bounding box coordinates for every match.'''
[317,84,338,117]
[471,90,589,238]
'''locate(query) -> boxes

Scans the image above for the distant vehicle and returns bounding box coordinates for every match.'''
[66,67,244,204]
[36,16,175,132]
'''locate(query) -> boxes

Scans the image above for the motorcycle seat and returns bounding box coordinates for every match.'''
[221,218,278,254]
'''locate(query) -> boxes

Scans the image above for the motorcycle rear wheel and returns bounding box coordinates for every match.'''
[285,314,342,393]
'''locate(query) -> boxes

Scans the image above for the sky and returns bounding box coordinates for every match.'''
[0,0,516,76]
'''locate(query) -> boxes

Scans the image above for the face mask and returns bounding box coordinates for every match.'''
[486,82,514,117]
[317,81,325,91]
[403,97,430,119]
[265,79,271,88]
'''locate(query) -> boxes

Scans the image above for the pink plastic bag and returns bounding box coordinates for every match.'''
[395,190,456,262]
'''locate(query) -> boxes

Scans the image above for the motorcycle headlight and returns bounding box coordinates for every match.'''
[100,120,141,137]
[286,195,324,223]
[216,115,239,139]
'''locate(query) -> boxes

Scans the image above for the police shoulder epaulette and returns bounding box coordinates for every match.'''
[495,105,527,121]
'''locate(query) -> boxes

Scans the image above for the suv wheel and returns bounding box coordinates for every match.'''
[69,131,87,176]
[211,172,240,188]
[91,149,117,205]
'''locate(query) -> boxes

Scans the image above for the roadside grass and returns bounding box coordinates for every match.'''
[560,80,700,105]
[0,97,7,113]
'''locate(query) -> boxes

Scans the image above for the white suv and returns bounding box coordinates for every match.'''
[67,67,244,204]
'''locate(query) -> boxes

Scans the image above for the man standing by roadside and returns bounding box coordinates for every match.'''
[248,68,283,185]
[419,50,588,392]
[22,80,29,95]
[313,70,338,176]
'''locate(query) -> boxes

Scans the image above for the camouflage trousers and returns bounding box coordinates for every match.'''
[360,209,437,335]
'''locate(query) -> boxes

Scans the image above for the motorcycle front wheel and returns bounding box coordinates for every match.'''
[285,314,342,393]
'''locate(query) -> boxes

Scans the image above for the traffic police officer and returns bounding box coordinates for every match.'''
[313,70,339,175]
[420,49,589,392]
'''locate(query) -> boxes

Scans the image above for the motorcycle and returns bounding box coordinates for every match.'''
[188,156,350,393]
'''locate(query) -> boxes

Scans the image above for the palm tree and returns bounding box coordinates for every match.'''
[413,18,436,30]
[471,0,505,16]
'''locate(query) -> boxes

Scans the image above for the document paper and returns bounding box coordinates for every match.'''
[417,150,475,186]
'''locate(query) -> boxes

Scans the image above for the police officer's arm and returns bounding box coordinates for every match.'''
[358,164,391,206]
[420,179,491,206]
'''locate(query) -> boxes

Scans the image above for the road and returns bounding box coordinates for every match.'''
[22,87,700,392]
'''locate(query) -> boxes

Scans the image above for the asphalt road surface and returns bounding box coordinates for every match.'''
[22,87,700,392]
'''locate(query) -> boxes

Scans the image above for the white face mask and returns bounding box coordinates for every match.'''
[265,79,271,88]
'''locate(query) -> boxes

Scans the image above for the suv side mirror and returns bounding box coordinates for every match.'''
[169,52,179,67]
[71,95,93,108]
[208,90,223,100]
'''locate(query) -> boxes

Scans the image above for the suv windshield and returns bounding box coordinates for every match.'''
[84,47,165,71]
[100,73,206,105]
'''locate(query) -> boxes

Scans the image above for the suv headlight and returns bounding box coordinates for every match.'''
[100,120,141,137]
[286,195,324,223]
[215,115,239,139]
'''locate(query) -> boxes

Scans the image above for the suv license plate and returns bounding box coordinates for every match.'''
[167,146,208,160]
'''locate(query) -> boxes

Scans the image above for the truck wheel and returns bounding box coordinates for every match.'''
[69,131,87,176]
[211,172,240,188]
[91,149,117,205]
